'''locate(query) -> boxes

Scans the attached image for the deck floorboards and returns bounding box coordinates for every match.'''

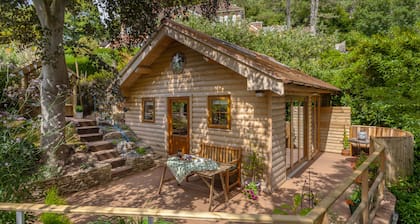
[65,152,355,223]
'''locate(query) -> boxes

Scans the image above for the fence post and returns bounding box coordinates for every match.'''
[361,169,369,224]
[16,211,24,224]
[379,150,386,200]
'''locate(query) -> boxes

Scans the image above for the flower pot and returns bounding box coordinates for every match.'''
[341,148,351,156]
[75,112,83,119]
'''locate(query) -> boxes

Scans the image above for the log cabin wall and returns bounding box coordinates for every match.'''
[124,41,274,159]
[270,95,287,189]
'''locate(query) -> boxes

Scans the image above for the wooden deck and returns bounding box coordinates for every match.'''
[64,152,354,223]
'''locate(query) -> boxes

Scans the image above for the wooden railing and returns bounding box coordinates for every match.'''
[307,142,386,224]
[350,125,413,139]
[0,127,412,223]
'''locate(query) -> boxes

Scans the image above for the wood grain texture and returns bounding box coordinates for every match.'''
[124,42,270,156]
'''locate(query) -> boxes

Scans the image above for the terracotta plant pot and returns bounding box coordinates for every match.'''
[341,149,351,156]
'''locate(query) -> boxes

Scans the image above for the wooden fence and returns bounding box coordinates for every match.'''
[320,107,351,154]
[350,125,414,184]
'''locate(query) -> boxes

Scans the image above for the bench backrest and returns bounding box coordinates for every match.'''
[199,143,242,166]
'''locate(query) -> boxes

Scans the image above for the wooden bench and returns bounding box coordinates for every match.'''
[195,142,242,193]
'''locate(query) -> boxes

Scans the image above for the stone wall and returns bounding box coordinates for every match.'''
[31,155,155,199]
[32,163,111,199]
[126,154,155,172]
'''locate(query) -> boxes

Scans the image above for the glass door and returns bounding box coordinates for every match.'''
[167,97,189,155]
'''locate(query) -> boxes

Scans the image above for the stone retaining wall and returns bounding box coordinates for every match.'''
[126,154,155,172]
[32,163,112,199]
[31,155,154,199]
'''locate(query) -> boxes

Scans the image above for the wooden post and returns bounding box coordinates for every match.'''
[16,211,24,224]
[304,96,309,160]
[72,77,78,117]
[361,169,369,224]
[379,150,386,200]
[321,212,329,224]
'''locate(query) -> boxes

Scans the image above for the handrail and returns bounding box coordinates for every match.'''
[0,202,312,223]
[350,125,413,138]
[307,145,385,223]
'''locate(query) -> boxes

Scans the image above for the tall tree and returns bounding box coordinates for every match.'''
[309,0,319,35]
[32,0,68,174]
[1,0,226,175]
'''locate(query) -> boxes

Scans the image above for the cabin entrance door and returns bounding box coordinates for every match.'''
[167,97,190,155]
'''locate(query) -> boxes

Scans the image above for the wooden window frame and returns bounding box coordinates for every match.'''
[208,95,231,129]
[142,98,155,123]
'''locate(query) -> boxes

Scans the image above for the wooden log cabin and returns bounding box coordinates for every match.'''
[120,20,341,191]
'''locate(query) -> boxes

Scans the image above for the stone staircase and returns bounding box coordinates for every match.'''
[73,118,132,178]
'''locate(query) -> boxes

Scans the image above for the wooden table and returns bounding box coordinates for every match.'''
[157,160,231,211]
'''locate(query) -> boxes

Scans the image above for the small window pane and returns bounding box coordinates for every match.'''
[208,95,230,129]
[142,98,155,122]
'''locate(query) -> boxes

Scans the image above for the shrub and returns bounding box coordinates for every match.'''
[136,147,146,155]
[39,187,72,224]
[0,114,42,222]
[390,150,420,224]
[75,105,83,112]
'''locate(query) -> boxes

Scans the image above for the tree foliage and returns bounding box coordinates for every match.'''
[315,28,420,144]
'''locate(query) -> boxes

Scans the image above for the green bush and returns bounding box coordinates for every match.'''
[136,147,146,155]
[390,150,420,224]
[40,187,72,224]
[65,54,98,76]
[0,115,42,222]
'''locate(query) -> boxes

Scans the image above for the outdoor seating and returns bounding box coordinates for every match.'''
[157,155,231,211]
[350,127,372,155]
[195,142,242,193]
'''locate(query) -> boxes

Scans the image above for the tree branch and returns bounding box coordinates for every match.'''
[33,0,51,26]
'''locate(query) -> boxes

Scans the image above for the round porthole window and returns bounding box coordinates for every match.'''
[171,52,185,74]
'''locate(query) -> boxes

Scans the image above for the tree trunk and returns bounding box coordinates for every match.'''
[286,0,291,29]
[310,0,319,35]
[33,0,68,175]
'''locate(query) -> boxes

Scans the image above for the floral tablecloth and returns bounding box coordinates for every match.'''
[166,156,219,183]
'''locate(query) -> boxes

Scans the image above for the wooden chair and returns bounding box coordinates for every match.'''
[196,142,242,193]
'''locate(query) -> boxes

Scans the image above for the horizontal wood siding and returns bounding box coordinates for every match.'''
[319,107,351,153]
[124,41,270,155]
[271,95,286,189]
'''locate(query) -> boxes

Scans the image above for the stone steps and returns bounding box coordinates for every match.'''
[86,141,114,152]
[111,165,133,179]
[69,117,133,179]
[93,149,119,161]
[102,157,126,168]
[79,133,103,142]
[78,120,97,127]
[76,126,100,135]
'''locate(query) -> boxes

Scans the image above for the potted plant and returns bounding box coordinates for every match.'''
[342,127,351,156]
[243,180,259,200]
[75,105,83,119]
[243,150,265,200]
[346,185,361,214]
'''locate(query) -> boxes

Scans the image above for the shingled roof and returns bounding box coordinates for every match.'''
[120,20,340,94]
